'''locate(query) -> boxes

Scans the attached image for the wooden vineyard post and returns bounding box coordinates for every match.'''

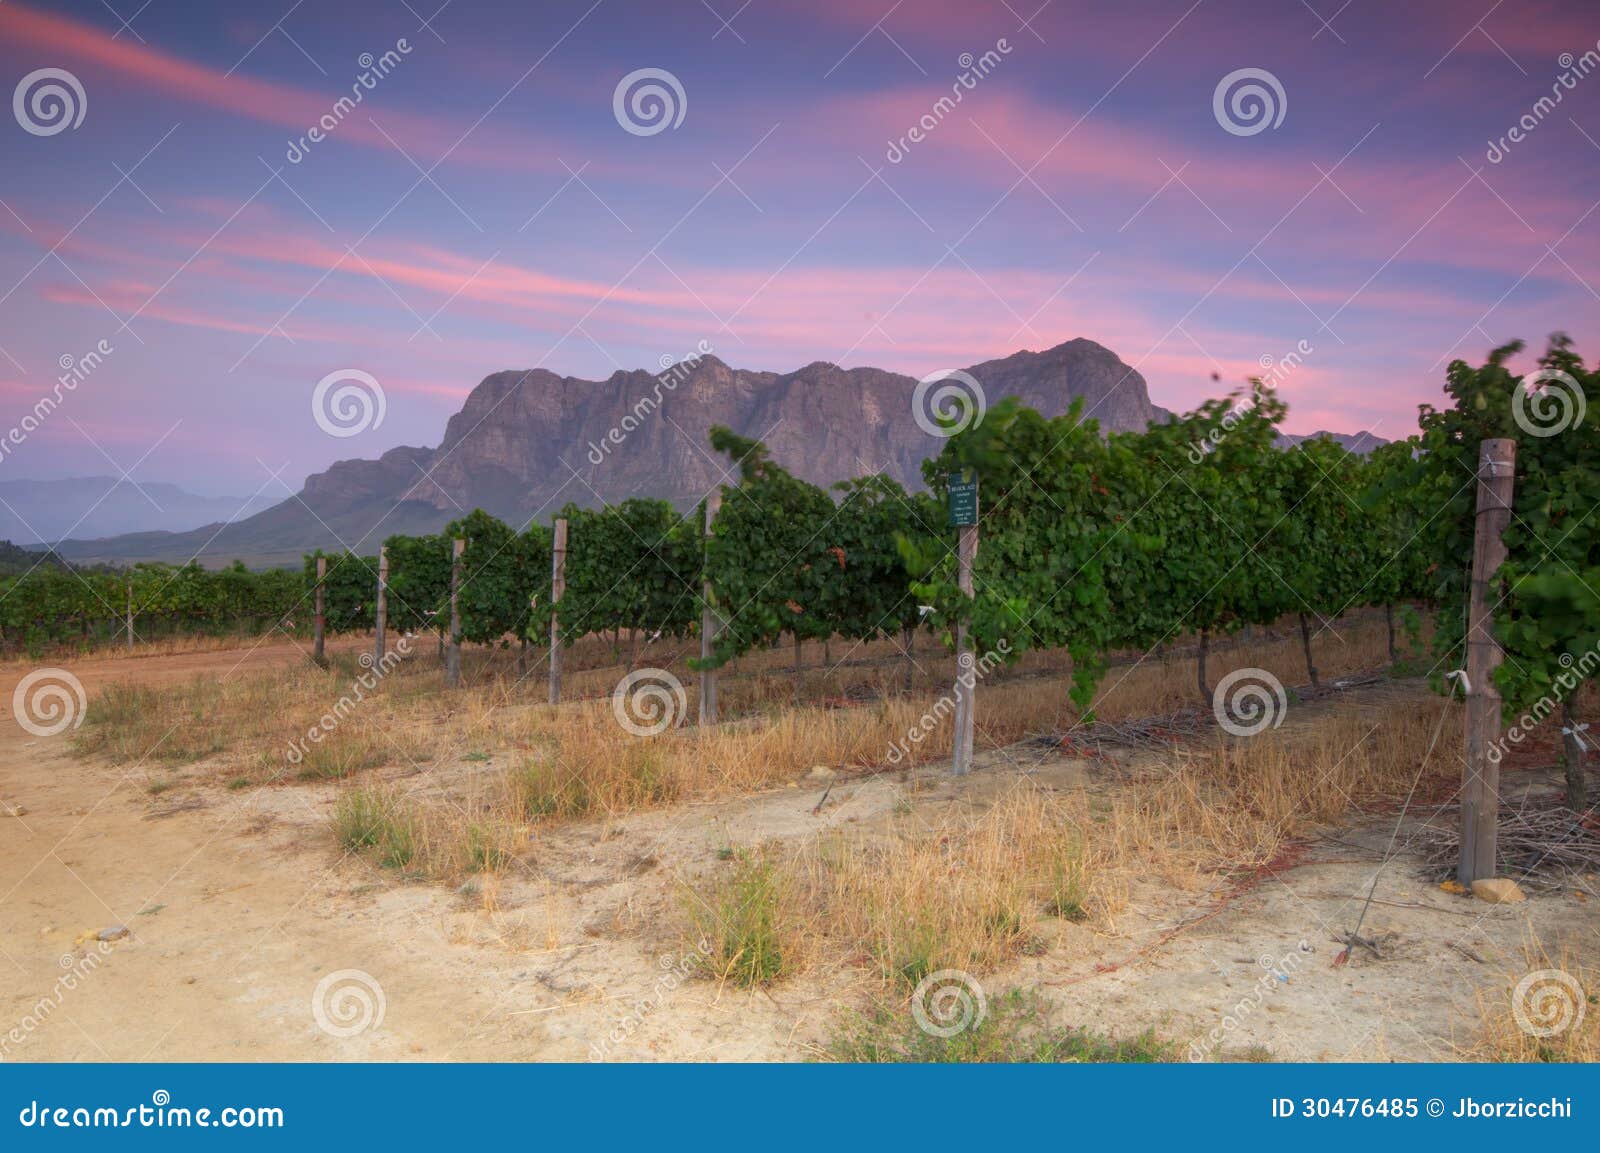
[948,472,979,776]
[699,492,722,725]
[1459,437,1516,885]
[125,578,134,652]
[374,546,388,666]
[902,624,915,693]
[446,537,464,688]
[312,556,326,666]
[520,596,531,677]
[549,518,567,705]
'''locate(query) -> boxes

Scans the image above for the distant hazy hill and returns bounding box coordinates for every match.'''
[41,339,1384,568]
[0,477,276,546]
[1279,429,1387,454]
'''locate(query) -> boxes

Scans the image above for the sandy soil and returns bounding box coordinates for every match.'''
[1,641,1594,1062]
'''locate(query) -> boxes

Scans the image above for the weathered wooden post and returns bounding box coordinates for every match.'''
[446,537,464,687]
[374,546,388,666]
[126,578,134,652]
[699,492,722,725]
[949,471,978,776]
[313,555,327,666]
[549,518,567,705]
[1459,437,1516,885]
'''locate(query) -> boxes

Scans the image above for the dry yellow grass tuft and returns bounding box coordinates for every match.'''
[1471,937,1598,1062]
[787,785,1122,986]
[685,698,1460,992]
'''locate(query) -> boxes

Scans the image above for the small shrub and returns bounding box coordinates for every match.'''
[460,821,513,874]
[512,760,591,819]
[294,730,386,781]
[332,787,418,870]
[697,851,789,987]
[826,989,1179,1063]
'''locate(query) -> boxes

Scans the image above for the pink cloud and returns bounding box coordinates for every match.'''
[0,2,570,172]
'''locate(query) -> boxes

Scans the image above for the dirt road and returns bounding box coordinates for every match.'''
[0,640,825,1061]
[1,641,1592,1062]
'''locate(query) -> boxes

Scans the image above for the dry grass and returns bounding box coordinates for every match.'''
[685,699,1460,994]
[1471,936,1599,1062]
[1105,703,1459,886]
[332,781,520,882]
[789,785,1118,986]
[70,610,1427,898]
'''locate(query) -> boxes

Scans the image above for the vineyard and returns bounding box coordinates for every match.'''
[269,338,1594,795]
[6,339,1595,792]
[0,559,300,655]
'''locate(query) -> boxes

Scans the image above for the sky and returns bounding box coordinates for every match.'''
[1,0,1599,501]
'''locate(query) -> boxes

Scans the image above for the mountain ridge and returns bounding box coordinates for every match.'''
[40,339,1382,567]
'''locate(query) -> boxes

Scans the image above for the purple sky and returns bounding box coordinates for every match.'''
[2,0,1598,499]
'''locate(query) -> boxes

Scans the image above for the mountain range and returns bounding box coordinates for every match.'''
[32,339,1382,567]
[0,478,276,547]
